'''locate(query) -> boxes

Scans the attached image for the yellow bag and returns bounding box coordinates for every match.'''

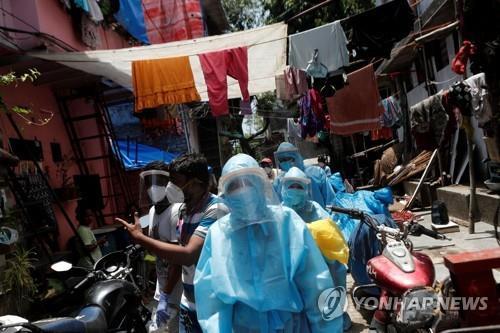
[307,218,349,265]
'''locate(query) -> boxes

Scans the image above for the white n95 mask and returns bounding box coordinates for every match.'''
[165,182,185,203]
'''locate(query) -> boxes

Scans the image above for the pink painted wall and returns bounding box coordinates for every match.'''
[0,0,129,51]
[0,0,132,249]
[0,82,121,249]
[34,0,129,51]
[0,82,79,249]
[0,0,41,50]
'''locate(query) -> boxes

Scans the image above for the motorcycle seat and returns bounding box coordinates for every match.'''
[34,305,107,333]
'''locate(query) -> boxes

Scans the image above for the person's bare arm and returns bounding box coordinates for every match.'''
[116,216,204,266]
[84,236,106,252]
[163,264,182,294]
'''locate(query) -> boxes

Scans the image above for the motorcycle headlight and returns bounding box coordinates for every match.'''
[396,287,438,328]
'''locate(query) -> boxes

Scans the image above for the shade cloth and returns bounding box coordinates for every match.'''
[30,23,288,101]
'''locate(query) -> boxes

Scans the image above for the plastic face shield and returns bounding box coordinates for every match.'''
[274,153,297,172]
[139,170,170,211]
[218,167,281,232]
[282,176,313,201]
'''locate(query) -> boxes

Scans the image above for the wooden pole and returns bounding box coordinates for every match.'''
[350,135,363,184]
[466,123,478,233]
[404,149,438,210]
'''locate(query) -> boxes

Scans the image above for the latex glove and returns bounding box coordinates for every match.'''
[155,291,170,328]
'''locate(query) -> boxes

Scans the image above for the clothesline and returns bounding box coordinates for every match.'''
[42,36,288,63]
[44,17,455,66]
[429,75,460,85]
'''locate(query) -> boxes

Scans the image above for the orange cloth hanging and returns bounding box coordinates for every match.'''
[132,56,200,112]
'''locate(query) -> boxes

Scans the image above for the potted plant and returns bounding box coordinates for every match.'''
[54,154,78,201]
[0,246,37,315]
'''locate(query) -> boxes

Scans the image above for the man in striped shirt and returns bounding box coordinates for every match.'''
[118,154,228,333]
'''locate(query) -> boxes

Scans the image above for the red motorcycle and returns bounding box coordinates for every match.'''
[331,207,448,332]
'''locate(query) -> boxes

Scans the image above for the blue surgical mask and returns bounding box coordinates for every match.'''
[280,161,294,172]
[283,189,307,209]
[225,186,261,221]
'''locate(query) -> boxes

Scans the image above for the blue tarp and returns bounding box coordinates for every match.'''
[114,140,180,170]
[327,173,396,292]
[114,0,149,44]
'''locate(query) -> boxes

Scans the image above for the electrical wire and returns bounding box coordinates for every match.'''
[0,29,24,51]
[0,25,77,52]
[0,6,78,51]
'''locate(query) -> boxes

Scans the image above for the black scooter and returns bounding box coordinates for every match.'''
[0,245,150,333]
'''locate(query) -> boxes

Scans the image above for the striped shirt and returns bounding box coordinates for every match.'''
[177,194,227,311]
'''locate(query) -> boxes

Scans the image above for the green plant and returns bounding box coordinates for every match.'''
[1,246,37,313]
[0,69,41,115]
[1,208,22,229]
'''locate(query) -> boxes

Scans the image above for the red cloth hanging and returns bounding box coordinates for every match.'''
[326,64,384,135]
[199,47,250,117]
[451,40,476,75]
[371,127,393,141]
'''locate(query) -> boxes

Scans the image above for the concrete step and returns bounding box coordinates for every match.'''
[435,184,500,226]
[403,180,436,207]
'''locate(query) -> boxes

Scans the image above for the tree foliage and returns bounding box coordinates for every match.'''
[221,0,269,31]
[264,0,375,33]
[0,69,41,115]
[221,0,375,33]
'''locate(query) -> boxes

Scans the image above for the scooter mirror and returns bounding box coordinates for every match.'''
[51,261,73,272]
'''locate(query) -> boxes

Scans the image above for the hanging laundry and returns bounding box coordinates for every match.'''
[286,66,309,99]
[299,91,324,139]
[199,47,250,117]
[380,96,402,128]
[81,14,101,49]
[88,0,104,23]
[464,73,492,126]
[309,88,324,119]
[448,81,473,116]
[326,64,384,135]
[275,66,308,101]
[289,21,349,72]
[410,93,449,149]
[73,0,90,12]
[305,49,329,79]
[132,56,200,112]
[452,41,476,75]
[115,0,205,45]
[371,127,393,141]
[344,0,414,59]
[287,118,302,146]
[240,99,252,115]
[314,69,347,98]
[275,73,287,100]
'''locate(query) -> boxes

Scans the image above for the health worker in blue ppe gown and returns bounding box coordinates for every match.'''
[194,154,343,333]
[281,167,352,331]
[281,167,330,222]
[273,142,335,207]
